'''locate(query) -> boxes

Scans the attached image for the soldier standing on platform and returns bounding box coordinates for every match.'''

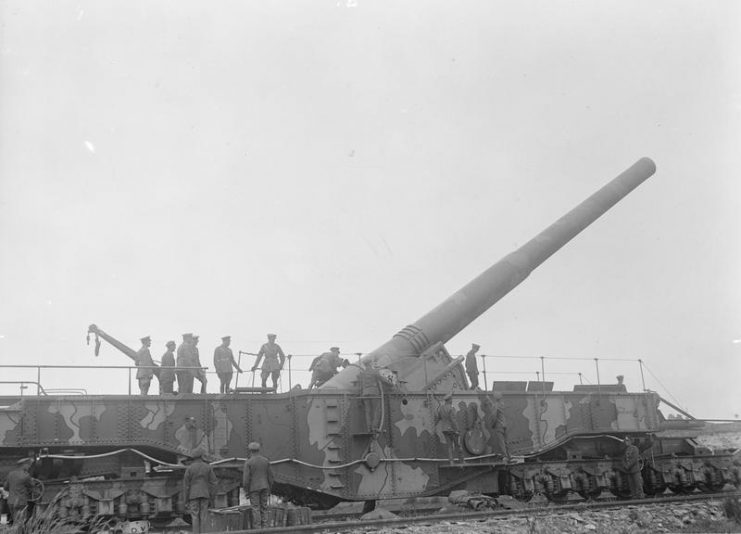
[359,359,382,432]
[251,333,286,390]
[490,391,510,460]
[465,343,481,390]
[177,333,196,394]
[192,335,208,394]
[435,393,464,463]
[308,347,347,389]
[3,458,34,526]
[135,336,157,395]
[159,341,177,394]
[616,375,627,392]
[242,442,274,529]
[623,437,645,499]
[214,336,242,393]
[182,448,217,534]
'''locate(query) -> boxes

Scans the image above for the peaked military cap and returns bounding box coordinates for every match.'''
[472,343,480,350]
[444,393,453,401]
[330,346,340,352]
[267,333,277,338]
[183,333,193,339]
[248,442,261,451]
[140,336,151,343]
[166,341,176,348]
[222,335,231,341]
[190,448,204,458]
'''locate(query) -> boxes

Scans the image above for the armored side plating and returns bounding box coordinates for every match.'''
[2,159,738,524]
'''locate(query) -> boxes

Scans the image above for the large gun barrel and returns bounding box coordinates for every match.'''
[323,158,656,388]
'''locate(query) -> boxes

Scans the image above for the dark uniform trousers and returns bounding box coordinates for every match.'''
[624,444,645,499]
[187,498,209,533]
[183,459,216,534]
[249,489,270,527]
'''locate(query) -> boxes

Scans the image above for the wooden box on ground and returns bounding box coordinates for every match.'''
[206,510,242,532]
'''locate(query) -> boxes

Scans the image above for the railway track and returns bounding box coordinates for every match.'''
[211,491,741,534]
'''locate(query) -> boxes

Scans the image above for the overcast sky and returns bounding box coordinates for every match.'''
[1,0,739,417]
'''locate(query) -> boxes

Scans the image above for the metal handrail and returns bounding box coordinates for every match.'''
[0,364,207,396]
[0,381,47,395]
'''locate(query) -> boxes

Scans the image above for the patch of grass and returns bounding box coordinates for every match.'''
[4,504,107,534]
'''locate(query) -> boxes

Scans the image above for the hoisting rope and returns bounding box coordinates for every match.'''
[86,331,101,357]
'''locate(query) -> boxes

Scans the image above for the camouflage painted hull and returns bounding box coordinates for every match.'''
[2,367,739,522]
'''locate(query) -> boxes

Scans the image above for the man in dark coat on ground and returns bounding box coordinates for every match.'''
[3,457,34,525]
[182,448,217,534]
[623,436,645,499]
[242,442,274,529]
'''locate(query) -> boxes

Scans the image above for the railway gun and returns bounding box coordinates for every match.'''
[1,158,739,526]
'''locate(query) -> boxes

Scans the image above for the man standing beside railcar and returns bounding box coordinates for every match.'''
[183,448,217,534]
[242,442,274,529]
[3,458,34,526]
[623,437,645,499]
[135,336,158,395]
[251,333,286,391]
[214,336,242,393]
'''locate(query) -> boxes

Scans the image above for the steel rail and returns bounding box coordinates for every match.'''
[211,490,741,534]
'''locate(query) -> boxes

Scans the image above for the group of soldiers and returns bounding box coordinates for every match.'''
[132,329,360,396]
[182,442,274,533]
[434,390,509,463]
[0,443,276,533]
[133,333,288,395]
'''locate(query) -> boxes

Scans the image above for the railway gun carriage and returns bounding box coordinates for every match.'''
[1,158,738,525]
